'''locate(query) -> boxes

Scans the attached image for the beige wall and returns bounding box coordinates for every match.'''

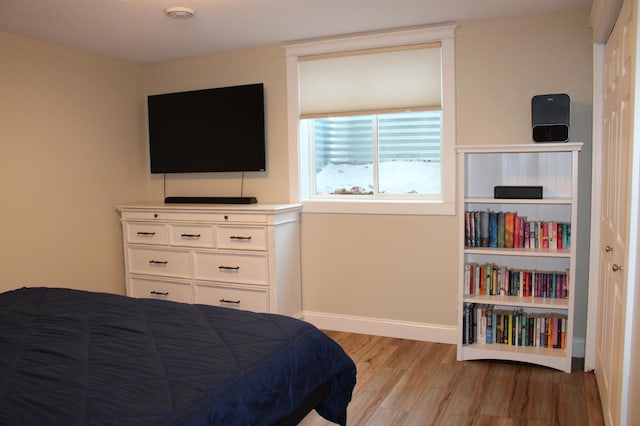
[0,32,148,295]
[456,9,594,339]
[0,7,593,339]
[304,9,593,332]
[457,10,593,145]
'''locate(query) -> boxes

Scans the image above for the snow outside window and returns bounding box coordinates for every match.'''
[302,111,442,198]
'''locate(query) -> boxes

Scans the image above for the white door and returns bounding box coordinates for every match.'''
[596,1,635,425]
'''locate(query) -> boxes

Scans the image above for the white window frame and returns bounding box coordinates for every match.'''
[284,25,457,215]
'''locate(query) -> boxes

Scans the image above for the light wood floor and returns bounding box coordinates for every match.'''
[300,331,605,426]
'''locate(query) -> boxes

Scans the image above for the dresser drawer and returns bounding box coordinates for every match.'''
[216,226,267,251]
[168,224,215,248]
[193,252,268,285]
[121,211,191,221]
[126,223,168,245]
[194,282,268,312]
[127,247,191,278]
[129,277,192,303]
[191,213,267,223]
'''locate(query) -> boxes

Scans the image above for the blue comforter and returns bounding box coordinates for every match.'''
[0,287,356,425]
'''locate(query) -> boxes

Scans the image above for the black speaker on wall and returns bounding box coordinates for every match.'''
[531,93,570,142]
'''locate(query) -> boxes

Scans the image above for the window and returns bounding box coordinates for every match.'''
[302,111,442,197]
[285,25,457,215]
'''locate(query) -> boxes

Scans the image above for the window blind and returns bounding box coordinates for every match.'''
[299,43,441,118]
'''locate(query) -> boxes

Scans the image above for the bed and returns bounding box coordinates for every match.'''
[0,287,356,425]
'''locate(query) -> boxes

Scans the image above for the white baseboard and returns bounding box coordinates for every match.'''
[302,311,457,344]
[303,311,586,358]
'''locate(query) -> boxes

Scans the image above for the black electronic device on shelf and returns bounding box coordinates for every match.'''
[494,185,543,199]
[164,196,258,204]
[531,93,570,142]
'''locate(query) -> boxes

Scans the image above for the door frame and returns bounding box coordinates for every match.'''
[586,1,640,424]
[585,43,604,372]
[585,0,623,374]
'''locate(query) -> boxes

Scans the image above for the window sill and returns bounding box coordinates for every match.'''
[299,199,455,215]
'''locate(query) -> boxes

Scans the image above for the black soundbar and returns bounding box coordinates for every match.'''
[494,186,543,199]
[164,196,258,204]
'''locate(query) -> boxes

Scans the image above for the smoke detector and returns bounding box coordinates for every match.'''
[164,6,195,19]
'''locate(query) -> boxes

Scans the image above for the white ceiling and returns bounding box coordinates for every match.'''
[0,0,592,63]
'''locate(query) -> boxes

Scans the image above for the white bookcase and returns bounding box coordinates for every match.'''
[456,143,582,373]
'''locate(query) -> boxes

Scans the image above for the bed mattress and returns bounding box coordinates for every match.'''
[0,287,356,425]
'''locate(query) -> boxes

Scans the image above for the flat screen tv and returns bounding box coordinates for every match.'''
[147,83,266,173]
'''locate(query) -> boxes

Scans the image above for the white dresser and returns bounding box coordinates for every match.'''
[116,203,302,317]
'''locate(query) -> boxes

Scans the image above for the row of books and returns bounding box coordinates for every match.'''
[464,263,570,298]
[462,303,567,349]
[465,210,571,250]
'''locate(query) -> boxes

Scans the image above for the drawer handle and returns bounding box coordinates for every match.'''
[220,298,240,304]
[137,231,156,236]
[230,236,252,241]
[181,233,201,238]
[149,260,168,265]
[150,291,169,296]
[218,265,240,271]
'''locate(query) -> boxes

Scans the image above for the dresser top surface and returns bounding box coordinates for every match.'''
[116,202,302,214]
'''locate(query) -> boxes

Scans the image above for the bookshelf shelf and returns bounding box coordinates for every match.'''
[463,247,571,257]
[463,343,567,357]
[462,295,569,309]
[461,344,568,372]
[465,197,572,205]
[456,143,582,373]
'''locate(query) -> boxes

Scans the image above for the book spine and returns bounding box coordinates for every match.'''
[530,221,537,248]
[508,314,513,346]
[497,212,505,248]
[480,211,490,247]
[463,302,473,344]
[542,222,550,249]
[489,211,498,248]
[504,212,515,248]
[479,306,487,344]
[514,215,521,248]
[518,216,526,248]
[465,211,472,247]
[486,305,494,344]
[464,263,471,295]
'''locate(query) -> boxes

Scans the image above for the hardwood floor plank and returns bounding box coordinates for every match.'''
[300,331,604,426]
[440,360,490,417]
[364,407,408,426]
[555,383,590,425]
[478,362,519,418]
[380,342,450,412]
[402,385,451,425]
[472,414,516,426]
[507,365,556,423]
[584,372,606,426]
[350,362,409,423]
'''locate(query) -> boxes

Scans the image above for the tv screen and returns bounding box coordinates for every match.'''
[147,83,266,173]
